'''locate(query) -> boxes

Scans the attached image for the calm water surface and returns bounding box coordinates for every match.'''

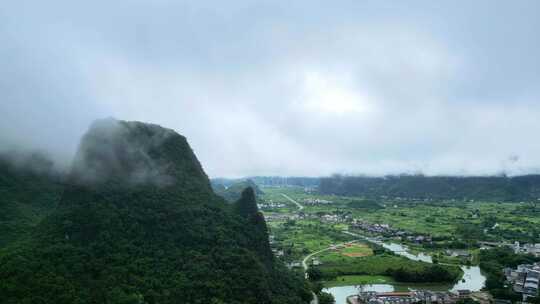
[325,238,486,304]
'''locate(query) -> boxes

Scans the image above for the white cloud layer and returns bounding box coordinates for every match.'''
[1,0,539,177]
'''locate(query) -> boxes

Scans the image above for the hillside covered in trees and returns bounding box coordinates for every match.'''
[319,174,540,201]
[0,153,63,248]
[0,119,311,304]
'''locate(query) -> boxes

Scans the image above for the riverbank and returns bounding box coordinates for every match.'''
[318,253,463,285]
[322,231,486,304]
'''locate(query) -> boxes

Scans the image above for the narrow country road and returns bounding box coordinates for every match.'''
[279,193,314,302]
[281,193,304,211]
[280,193,358,304]
[310,291,319,304]
[302,240,359,304]
[302,240,359,274]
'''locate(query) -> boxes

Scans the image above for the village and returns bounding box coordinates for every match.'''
[504,262,540,300]
[259,187,540,304]
[349,220,433,244]
[514,243,540,258]
[347,290,490,304]
[257,199,287,210]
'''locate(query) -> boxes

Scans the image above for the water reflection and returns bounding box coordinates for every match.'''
[325,236,486,304]
[451,265,485,292]
[381,243,433,263]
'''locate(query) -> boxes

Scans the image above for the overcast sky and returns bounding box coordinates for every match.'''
[1,1,539,177]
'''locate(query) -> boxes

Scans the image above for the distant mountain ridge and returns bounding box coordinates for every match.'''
[0,119,311,304]
[319,174,540,201]
[212,176,320,188]
[213,174,540,202]
[213,179,264,202]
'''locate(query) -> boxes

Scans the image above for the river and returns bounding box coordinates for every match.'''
[324,237,486,304]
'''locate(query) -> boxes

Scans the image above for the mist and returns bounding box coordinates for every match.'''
[1,1,539,177]
[0,150,59,177]
[69,118,176,186]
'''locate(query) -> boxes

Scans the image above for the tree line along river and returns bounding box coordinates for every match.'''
[324,232,486,304]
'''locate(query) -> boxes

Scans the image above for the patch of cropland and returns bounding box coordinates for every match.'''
[320,174,540,201]
[0,119,311,304]
[347,199,384,210]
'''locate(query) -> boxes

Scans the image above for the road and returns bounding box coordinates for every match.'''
[302,240,360,274]
[279,193,314,302]
[302,240,359,304]
[281,193,304,211]
[280,193,358,304]
[310,291,319,304]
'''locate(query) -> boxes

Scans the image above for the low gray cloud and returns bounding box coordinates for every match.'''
[1,0,539,177]
[71,118,175,186]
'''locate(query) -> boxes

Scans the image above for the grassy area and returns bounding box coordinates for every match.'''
[269,219,353,261]
[324,275,395,287]
[320,254,423,275]
[340,243,373,257]
[318,253,462,283]
[316,243,374,263]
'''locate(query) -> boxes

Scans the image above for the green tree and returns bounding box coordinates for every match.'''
[318,292,335,304]
[307,267,323,281]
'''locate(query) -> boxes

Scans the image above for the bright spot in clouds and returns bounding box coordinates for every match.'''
[299,70,374,115]
[1,1,540,177]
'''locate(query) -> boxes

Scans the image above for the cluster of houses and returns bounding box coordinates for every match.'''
[285,211,352,223]
[263,210,352,224]
[513,242,540,257]
[318,212,352,224]
[350,220,393,234]
[350,220,432,244]
[263,213,300,222]
[347,290,473,304]
[404,235,433,244]
[504,262,540,300]
[257,200,286,210]
[302,198,333,205]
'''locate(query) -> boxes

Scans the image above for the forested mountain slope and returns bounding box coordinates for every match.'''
[0,119,311,304]
[0,153,63,248]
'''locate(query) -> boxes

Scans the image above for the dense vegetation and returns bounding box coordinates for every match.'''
[347,200,384,210]
[307,268,335,304]
[320,174,540,201]
[0,153,63,248]
[385,264,458,283]
[316,253,462,284]
[0,119,311,304]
